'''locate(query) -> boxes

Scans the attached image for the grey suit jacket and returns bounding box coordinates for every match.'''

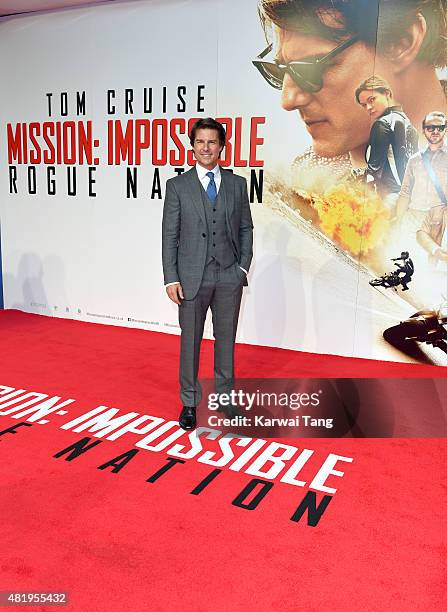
[162,167,254,300]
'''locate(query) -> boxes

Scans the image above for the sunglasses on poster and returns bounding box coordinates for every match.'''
[252,35,359,93]
[423,124,447,132]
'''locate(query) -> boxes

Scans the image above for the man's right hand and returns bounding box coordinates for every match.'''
[166,283,184,305]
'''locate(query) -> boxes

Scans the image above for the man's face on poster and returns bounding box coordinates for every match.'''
[423,118,447,146]
[273,26,386,158]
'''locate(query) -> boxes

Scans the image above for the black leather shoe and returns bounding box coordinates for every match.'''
[179,406,196,430]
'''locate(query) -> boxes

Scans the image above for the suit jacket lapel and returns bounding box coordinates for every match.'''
[185,167,206,227]
[220,169,235,222]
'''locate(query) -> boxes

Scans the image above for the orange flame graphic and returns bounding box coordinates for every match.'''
[312,183,390,257]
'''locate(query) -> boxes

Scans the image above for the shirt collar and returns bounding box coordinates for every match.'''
[196,163,220,181]
[423,143,447,154]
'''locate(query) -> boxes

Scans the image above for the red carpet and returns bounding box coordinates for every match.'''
[0,310,445,611]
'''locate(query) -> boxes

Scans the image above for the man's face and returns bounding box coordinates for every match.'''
[192,128,224,169]
[358,90,391,119]
[423,118,447,146]
[274,27,391,158]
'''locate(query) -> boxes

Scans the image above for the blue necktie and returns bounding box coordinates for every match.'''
[206,171,217,203]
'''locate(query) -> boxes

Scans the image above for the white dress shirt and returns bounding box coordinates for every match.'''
[165,164,247,287]
[196,162,221,193]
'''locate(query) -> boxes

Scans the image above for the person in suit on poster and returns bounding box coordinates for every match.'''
[355,75,418,207]
[414,113,447,269]
[397,111,447,226]
[394,111,447,284]
[162,118,254,431]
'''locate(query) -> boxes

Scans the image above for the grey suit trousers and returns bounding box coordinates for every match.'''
[178,259,245,406]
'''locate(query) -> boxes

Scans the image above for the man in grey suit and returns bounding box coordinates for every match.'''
[162,118,254,430]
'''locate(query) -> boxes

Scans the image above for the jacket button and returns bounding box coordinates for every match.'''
[202,233,206,238]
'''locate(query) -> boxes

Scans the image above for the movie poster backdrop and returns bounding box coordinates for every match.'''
[1,0,447,364]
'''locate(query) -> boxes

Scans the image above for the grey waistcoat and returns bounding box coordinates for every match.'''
[201,186,236,268]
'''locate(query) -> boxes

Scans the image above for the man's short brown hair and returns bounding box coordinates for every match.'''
[355,76,393,104]
[189,118,226,147]
[422,111,447,127]
[258,0,447,67]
